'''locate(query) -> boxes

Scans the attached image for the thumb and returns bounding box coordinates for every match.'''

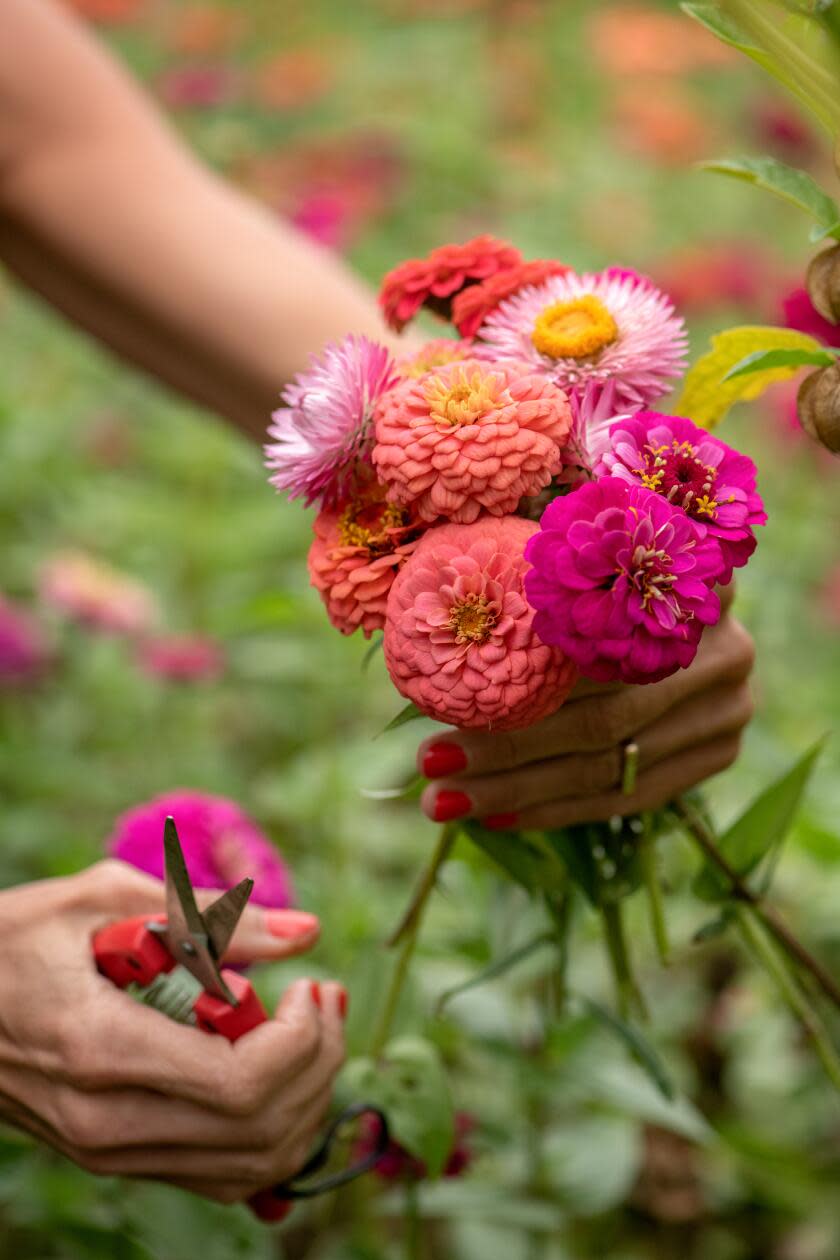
[218,904,321,965]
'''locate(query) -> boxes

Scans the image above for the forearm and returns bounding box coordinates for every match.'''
[0,0,401,441]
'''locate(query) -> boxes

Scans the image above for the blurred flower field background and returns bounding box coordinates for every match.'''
[2,1,840,1258]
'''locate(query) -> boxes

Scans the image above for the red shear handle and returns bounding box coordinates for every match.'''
[93,915,171,988]
[194,970,267,1042]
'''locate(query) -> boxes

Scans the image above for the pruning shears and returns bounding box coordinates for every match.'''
[92,816,388,1222]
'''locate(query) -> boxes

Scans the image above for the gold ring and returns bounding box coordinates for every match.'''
[621,740,639,796]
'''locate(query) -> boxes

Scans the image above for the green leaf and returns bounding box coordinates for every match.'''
[546,820,644,907]
[693,738,827,901]
[693,911,735,943]
[462,820,567,896]
[699,156,840,234]
[341,1037,454,1177]
[573,994,676,1101]
[675,325,827,428]
[375,1181,564,1231]
[361,632,383,673]
[377,701,425,736]
[723,347,837,379]
[435,931,556,1015]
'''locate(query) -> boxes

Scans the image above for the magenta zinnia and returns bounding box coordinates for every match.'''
[597,411,766,583]
[383,516,577,730]
[525,480,723,684]
[476,268,687,410]
[265,334,398,509]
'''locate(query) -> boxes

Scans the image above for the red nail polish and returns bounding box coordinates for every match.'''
[483,813,519,831]
[310,981,322,1008]
[422,741,468,779]
[338,987,349,1019]
[265,910,319,940]
[432,790,471,822]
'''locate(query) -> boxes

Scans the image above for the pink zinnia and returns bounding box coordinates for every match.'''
[597,411,766,583]
[308,492,425,637]
[0,595,49,687]
[107,790,293,909]
[373,359,572,524]
[137,633,225,682]
[39,550,159,637]
[354,1112,475,1183]
[476,268,687,410]
[525,481,722,685]
[451,259,571,338]
[379,236,523,332]
[265,335,398,509]
[383,516,577,731]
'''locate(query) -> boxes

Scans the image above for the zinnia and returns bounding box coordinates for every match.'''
[373,359,572,524]
[451,259,570,338]
[525,480,722,684]
[0,594,48,687]
[379,236,523,332]
[39,550,159,636]
[107,790,293,909]
[596,411,766,583]
[476,268,687,410]
[265,334,397,508]
[383,516,577,730]
[308,491,425,637]
[137,633,225,682]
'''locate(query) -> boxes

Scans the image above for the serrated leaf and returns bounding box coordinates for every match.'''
[435,931,556,1015]
[675,326,826,428]
[376,701,425,736]
[700,156,840,234]
[723,346,837,379]
[693,738,827,901]
[574,994,675,1101]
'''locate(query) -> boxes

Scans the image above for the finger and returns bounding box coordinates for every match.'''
[514,734,743,829]
[629,680,753,774]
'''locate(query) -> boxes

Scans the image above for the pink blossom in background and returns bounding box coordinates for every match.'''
[265,335,398,509]
[39,550,159,637]
[782,287,840,348]
[383,515,578,731]
[290,191,355,251]
[0,595,49,687]
[137,634,225,682]
[750,98,816,163]
[354,1112,475,1182]
[379,236,523,332]
[373,359,572,524]
[156,63,240,110]
[597,411,766,583]
[525,480,723,685]
[653,244,774,316]
[107,790,294,908]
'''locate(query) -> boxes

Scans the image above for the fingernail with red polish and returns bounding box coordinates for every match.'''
[310,981,322,1008]
[422,741,468,779]
[483,813,519,831]
[338,987,349,1019]
[432,790,471,822]
[265,910,319,940]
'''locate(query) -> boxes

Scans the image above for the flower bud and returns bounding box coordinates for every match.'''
[797,364,840,455]
[806,245,840,324]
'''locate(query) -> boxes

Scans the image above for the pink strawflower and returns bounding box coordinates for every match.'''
[476,268,687,410]
[379,236,523,332]
[559,380,634,482]
[451,259,571,338]
[308,492,425,637]
[107,790,293,908]
[597,411,766,583]
[525,480,722,685]
[265,335,398,509]
[137,633,225,682]
[395,338,472,379]
[782,287,840,348]
[354,1112,475,1183]
[383,516,577,731]
[372,359,572,524]
[39,550,159,637]
[0,595,49,687]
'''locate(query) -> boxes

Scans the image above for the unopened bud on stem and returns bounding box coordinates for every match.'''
[807,245,840,325]
[797,364,840,455]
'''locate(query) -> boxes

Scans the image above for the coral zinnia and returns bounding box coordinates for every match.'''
[597,411,766,583]
[383,516,577,731]
[525,480,722,684]
[265,334,397,508]
[373,358,572,524]
[451,259,571,338]
[107,790,293,909]
[477,268,687,410]
[379,236,522,332]
[308,490,425,637]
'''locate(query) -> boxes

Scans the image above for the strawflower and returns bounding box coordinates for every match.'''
[451,259,570,338]
[0,595,49,687]
[39,550,159,637]
[525,480,722,684]
[137,633,225,682]
[373,358,572,524]
[308,490,425,637]
[265,334,398,508]
[107,790,293,909]
[383,516,578,730]
[379,236,522,332]
[477,268,687,410]
[560,379,634,481]
[597,411,766,582]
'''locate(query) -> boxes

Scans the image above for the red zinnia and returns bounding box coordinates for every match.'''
[379,236,522,332]
[452,259,571,337]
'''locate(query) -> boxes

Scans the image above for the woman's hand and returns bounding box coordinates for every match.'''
[0,860,346,1205]
[416,593,754,830]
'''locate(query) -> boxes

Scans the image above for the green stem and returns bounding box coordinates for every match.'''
[404,1180,422,1260]
[734,905,840,1092]
[372,918,421,1059]
[601,901,646,1022]
[639,823,670,967]
[386,824,456,948]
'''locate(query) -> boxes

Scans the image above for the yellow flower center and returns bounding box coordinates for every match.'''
[425,367,505,427]
[338,500,407,552]
[531,295,618,360]
[403,344,464,378]
[448,592,496,644]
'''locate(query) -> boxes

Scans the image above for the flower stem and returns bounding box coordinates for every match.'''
[601,901,646,1022]
[404,1180,422,1260]
[639,822,670,967]
[673,796,840,1012]
[734,904,840,1093]
[386,824,457,948]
